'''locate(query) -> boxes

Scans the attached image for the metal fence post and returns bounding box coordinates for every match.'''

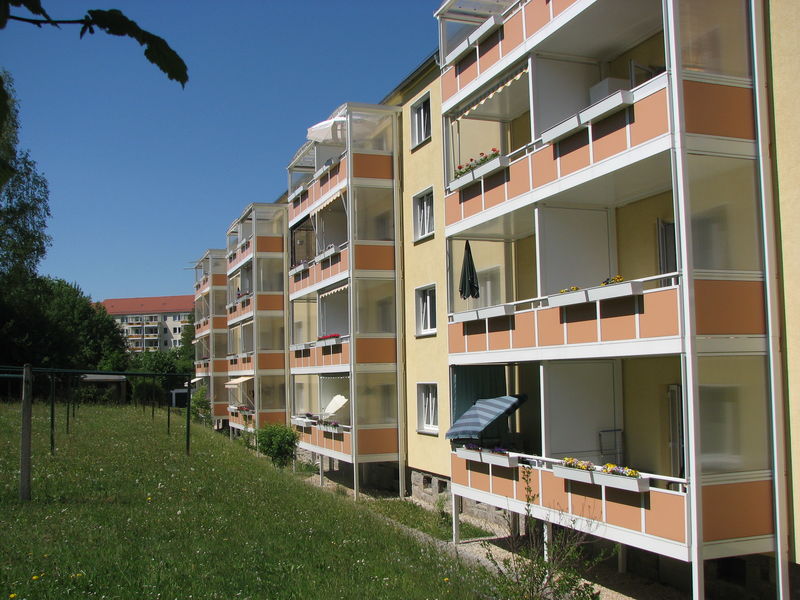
[20,364,32,502]
[185,378,191,456]
[65,376,71,434]
[49,374,55,456]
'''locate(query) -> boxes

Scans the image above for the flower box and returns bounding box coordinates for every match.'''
[547,290,588,307]
[319,424,342,434]
[593,471,650,492]
[289,262,311,277]
[552,464,595,484]
[449,171,475,192]
[472,155,509,180]
[451,310,480,323]
[291,416,316,427]
[477,303,515,319]
[586,281,644,302]
[455,447,518,468]
[540,115,583,145]
[578,89,633,125]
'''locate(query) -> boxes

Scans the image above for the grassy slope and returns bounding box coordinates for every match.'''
[0,404,491,600]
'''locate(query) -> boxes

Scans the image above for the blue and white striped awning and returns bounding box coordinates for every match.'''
[445,395,526,440]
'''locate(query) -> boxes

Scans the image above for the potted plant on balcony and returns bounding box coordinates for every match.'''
[319,420,342,434]
[586,275,644,302]
[552,457,595,483]
[480,446,519,468]
[547,286,588,307]
[594,463,650,492]
[455,442,483,463]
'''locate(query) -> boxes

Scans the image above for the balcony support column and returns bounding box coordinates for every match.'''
[664,0,704,597]
[451,493,462,544]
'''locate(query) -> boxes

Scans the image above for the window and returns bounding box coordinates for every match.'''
[413,189,434,241]
[417,383,438,432]
[411,94,431,148]
[163,327,169,335]
[415,285,436,335]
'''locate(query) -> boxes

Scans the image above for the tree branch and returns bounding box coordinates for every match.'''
[8,15,83,25]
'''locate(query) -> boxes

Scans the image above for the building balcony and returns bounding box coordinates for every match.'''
[445,74,670,230]
[289,245,349,299]
[289,336,351,372]
[448,275,681,362]
[194,316,227,337]
[439,0,662,106]
[194,273,227,299]
[288,156,348,224]
[227,235,283,275]
[293,421,399,464]
[227,351,285,375]
[451,451,775,561]
[195,359,228,376]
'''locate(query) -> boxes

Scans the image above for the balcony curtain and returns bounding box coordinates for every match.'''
[451,365,506,422]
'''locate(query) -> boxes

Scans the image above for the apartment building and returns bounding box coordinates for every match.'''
[223,203,288,434]
[433,0,784,596]
[102,295,193,352]
[193,249,229,428]
[286,103,402,494]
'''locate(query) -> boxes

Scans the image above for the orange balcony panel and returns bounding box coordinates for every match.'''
[532,145,558,188]
[357,427,398,455]
[524,0,550,36]
[515,467,540,501]
[511,311,536,348]
[352,153,393,179]
[605,488,642,531]
[483,170,507,209]
[355,337,396,364]
[258,352,284,370]
[703,480,773,541]
[321,342,348,366]
[259,411,286,425]
[212,359,228,372]
[507,155,531,200]
[478,30,501,72]
[465,319,487,352]
[683,81,755,140]
[599,297,637,341]
[487,316,512,350]
[460,182,484,219]
[695,279,765,335]
[312,346,322,365]
[354,243,394,270]
[491,466,517,497]
[639,288,679,338]
[457,50,478,89]
[564,303,598,344]
[256,294,283,311]
[212,316,227,329]
[537,307,564,346]
[319,248,348,279]
[591,110,629,162]
[644,489,686,542]
[318,171,331,196]
[442,66,458,102]
[445,191,462,225]
[468,461,491,492]
[448,322,467,354]
[211,273,227,286]
[501,9,524,54]
[557,129,591,176]
[213,403,229,417]
[540,470,569,512]
[552,0,579,16]
[569,481,603,521]
[629,88,669,147]
[451,455,469,485]
[256,236,283,253]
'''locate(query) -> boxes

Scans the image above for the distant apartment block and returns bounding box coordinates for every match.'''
[102,295,194,352]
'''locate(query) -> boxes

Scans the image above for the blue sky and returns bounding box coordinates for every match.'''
[1,1,441,301]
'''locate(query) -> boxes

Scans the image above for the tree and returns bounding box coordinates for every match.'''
[174,313,195,375]
[0,1,188,87]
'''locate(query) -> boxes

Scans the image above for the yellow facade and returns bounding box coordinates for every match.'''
[769,0,800,564]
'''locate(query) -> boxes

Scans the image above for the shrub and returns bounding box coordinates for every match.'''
[190,384,210,425]
[256,423,299,468]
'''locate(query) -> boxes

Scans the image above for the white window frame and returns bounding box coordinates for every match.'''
[411,93,432,148]
[413,188,434,241]
[417,382,438,433]
[415,284,436,336]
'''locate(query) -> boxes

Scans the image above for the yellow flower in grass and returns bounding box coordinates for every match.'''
[443,578,449,582]
[10,593,18,598]
[31,575,39,580]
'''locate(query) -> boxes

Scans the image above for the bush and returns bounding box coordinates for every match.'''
[256,423,299,468]
[190,384,210,425]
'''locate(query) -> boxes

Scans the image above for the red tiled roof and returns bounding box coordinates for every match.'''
[101,295,194,315]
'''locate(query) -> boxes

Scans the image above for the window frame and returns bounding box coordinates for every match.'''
[413,187,435,242]
[415,284,437,337]
[410,93,432,149]
[417,382,439,434]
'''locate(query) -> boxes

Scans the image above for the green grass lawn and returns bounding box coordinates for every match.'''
[365,498,493,542]
[0,403,493,600]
